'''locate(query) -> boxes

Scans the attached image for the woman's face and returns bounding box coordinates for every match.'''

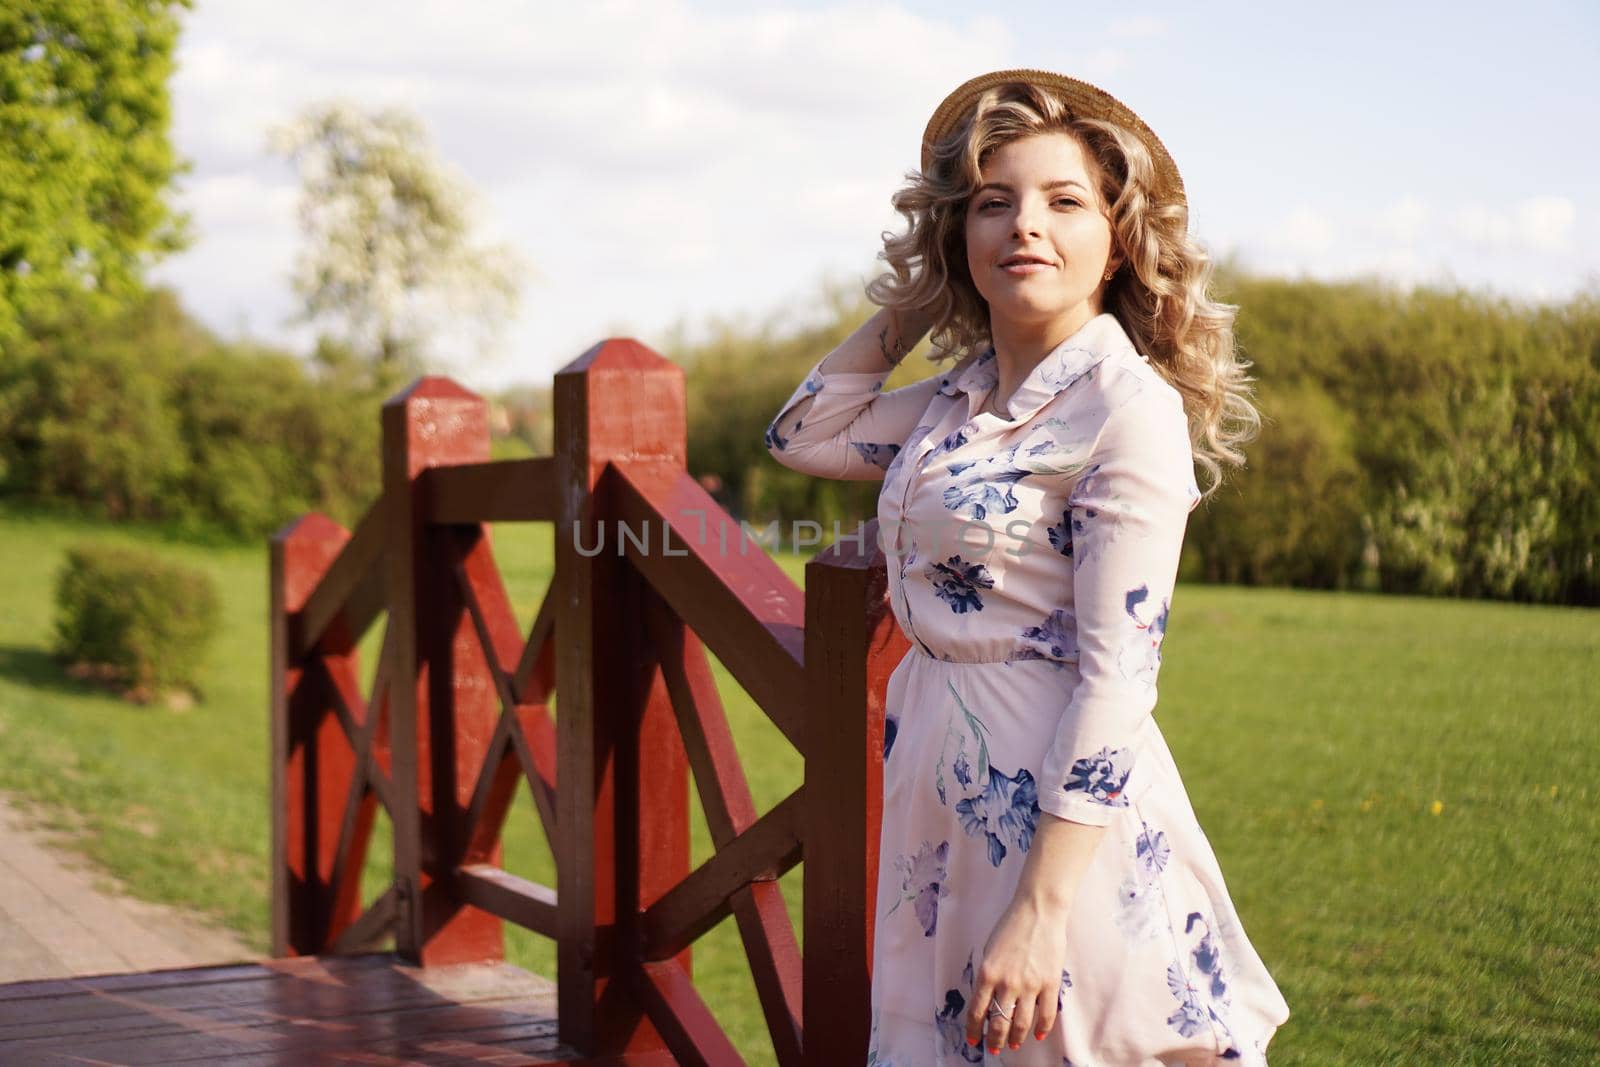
[963,131,1120,342]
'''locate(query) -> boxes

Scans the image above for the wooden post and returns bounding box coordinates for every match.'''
[270,513,359,956]
[802,519,907,1066]
[383,377,505,965]
[554,339,691,1056]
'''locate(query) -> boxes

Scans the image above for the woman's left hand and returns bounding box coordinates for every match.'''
[964,894,1071,1054]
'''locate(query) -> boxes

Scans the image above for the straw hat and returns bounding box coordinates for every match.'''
[920,68,1185,208]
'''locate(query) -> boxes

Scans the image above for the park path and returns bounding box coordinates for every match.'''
[0,793,258,983]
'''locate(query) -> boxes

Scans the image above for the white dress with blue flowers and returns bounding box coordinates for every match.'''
[765,312,1291,1065]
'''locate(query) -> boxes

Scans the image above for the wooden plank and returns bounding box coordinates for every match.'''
[0,964,265,1011]
[729,880,803,1067]
[168,1022,566,1065]
[450,556,557,841]
[271,513,366,957]
[424,456,559,524]
[0,961,517,1038]
[0,956,575,1064]
[328,884,397,954]
[639,788,804,962]
[181,1022,563,1066]
[318,647,386,942]
[801,525,906,1067]
[461,712,522,863]
[366,620,400,813]
[6,996,558,1063]
[636,959,746,1067]
[291,496,387,661]
[458,864,560,939]
[641,578,802,1063]
[320,630,399,884]
[609,461,807,755]
[271,515,337,957]
[451,523,528,706]
[511,586,557,707]
[642,589,756,847]
[451,526,560,848]
[0,955,409,1027]
[553,338,692,1057]
[509,701,560,844]
[382,377,505,966]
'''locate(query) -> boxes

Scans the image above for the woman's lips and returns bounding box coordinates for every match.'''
[1000,261,1054,275]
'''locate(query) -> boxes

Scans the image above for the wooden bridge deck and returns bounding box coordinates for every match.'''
[0,952,667,1066]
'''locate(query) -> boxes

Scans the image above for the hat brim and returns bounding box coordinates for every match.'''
[921,68,1185,208]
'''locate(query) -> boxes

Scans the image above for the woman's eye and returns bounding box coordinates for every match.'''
[975,197,1079,210]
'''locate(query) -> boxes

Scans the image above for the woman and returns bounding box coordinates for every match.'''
[764,70,1289,1064]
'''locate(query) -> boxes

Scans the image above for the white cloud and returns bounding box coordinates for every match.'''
[1365,247,1432,286]
[1516,196,1578,250]
[1266,207,1336,254]
[1222,190,1596,308]
[1377,196,1430,243]
[1452,196,1576,251]
[1453,204,1513,245]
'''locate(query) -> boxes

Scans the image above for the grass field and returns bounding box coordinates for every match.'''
[0,502,1595,1065]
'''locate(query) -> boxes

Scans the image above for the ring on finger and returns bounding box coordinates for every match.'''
[986,995,1013,1020]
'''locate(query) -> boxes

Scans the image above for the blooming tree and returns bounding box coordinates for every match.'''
[268,100,527,375]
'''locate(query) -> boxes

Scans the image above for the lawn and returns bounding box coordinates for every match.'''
[0,501,1595,1065]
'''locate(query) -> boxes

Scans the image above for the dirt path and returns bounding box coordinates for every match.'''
[0,793,259,982]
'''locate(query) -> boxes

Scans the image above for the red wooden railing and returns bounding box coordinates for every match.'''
[270,339,909,1065]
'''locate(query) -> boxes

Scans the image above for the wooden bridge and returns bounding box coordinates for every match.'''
[0,339,907,1065]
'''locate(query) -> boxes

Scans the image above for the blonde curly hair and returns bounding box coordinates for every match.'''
[865,79,1259,499]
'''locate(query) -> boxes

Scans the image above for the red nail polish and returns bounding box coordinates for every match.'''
[966,1036,978,1047]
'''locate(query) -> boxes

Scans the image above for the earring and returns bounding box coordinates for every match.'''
[1102,267,1115,281]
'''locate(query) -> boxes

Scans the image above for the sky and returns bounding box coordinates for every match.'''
[148,0,1600,392]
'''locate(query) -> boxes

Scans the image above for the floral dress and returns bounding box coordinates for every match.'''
[765,312,1291,1065]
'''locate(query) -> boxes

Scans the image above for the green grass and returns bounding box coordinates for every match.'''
[0,502,1595,1065]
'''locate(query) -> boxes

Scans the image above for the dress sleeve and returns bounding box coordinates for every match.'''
[763,354,950,482]
[1036,383,1203,827]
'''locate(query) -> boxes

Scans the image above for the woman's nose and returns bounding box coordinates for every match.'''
[1011,198,1044,238]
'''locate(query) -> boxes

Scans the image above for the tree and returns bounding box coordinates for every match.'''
[0,0,192,347]
[268,100,527,377]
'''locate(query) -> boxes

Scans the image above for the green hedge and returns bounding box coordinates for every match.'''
[52,543,220,700]
[4,274,1596,605]
[1197,275,1600,604]
[673,270,1600,606]
[0,289,384,539]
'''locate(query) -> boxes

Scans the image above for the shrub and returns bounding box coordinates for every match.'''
[52,544,220,702]
[0,288,383,539]
[1365,376,1575,601]
[1185,379,1367,589]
